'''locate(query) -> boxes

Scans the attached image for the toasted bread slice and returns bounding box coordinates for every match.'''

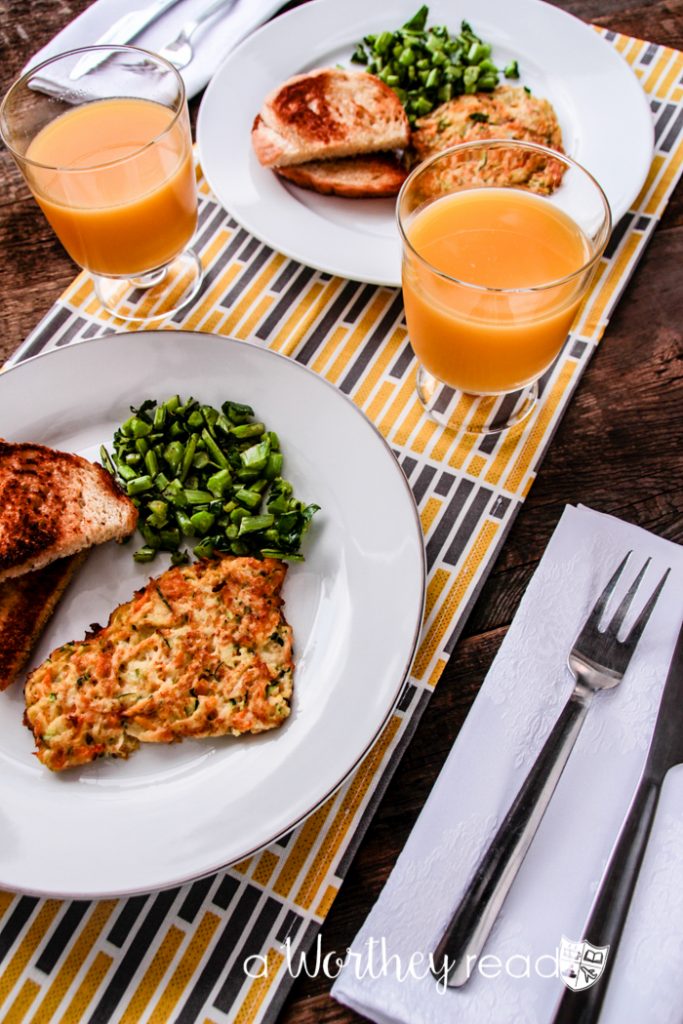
[25,555,293,771]
[0,551,87,691]
[276,152,408,197]
[252,68,410,168]
[0,440,138,584]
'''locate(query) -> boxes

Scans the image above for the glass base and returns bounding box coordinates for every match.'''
[93,249,202,324]
[416,364,538,435]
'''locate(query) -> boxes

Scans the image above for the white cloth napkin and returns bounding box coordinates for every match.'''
[332,505,683,1024]
[23,0,284,99]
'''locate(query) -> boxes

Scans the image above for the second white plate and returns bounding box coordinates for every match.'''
[197,0,653,286]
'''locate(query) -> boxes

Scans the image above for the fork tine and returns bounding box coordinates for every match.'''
[583,552,632,632]
[621,567,671,649]
[606,557,651,637]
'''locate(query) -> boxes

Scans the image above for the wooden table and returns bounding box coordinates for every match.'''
[1,2,682,1021]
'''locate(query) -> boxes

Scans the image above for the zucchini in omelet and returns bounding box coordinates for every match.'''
[24,556,293,771]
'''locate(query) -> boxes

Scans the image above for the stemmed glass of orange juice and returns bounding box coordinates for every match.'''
[398,140,612,434]
[1,46,202,324]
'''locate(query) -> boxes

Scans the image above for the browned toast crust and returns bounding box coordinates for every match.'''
[0,551,87,691]
[0,440,138,582]
[252,68,410,168]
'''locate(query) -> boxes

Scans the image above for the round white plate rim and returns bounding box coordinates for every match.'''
[197,0,654,286]
[0,332,425,898]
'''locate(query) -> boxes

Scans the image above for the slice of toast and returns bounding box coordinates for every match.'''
[276,153,408,198]
[0,551,87,691]
[252,68,410,168]
[0,440,138,583]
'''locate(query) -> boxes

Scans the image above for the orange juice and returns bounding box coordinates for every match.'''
[402,188,592,394]
[24,97,197,277]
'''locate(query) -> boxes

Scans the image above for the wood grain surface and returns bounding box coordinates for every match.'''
[0,2,681,1023]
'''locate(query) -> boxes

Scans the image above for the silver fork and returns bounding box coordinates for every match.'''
[433,552,670,988]
[155,0,238,70]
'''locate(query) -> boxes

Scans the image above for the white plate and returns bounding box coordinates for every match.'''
[0,332,425,898]
[197,0,653,286]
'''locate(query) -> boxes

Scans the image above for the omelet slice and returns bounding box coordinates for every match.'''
[24,556,293,771]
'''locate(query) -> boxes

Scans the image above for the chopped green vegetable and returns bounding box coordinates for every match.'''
[351,7,516,124]
[106,396,319,564]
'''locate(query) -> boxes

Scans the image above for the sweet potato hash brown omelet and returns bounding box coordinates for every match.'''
[25,555,293,771]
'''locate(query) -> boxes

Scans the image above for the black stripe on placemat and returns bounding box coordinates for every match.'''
[220,245,273,307]
[90,888,180,1023]
[54,316,91,348]
[294,279,361,364]
[343,282,378,323]
[212,897,282,1012]
[655,102,677,144]
[174,885,262,1024]
[256,266,316,340]
[35,901,89,974]
[178,875,217,924]
[491,495,511,520]
[106,895,149,949]
[8,305,74,365]
[397,682,417,713]
[640,41,658,65]
[442,486,494,567]
[270,260,300,294]
[425,479,475,570]
[194,205,228,252]
[275,909,303,945]
[0,897,38,959]
[604,213,635,259]
[212,873,240,911]
[401,454,417,478]
[237,235,263,263]
[170,240,243,324]
[412,465,437,505]
[435,471,455,497]
[389,339,415,380]
[661,106,683,153]
[339,292,404,395]
[261,920,320,1024]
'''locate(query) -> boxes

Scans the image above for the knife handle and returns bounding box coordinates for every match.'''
[433,689,592,987]
[551,775,661,1024]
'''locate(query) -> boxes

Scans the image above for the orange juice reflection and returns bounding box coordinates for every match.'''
[25,97,197,277]
[402,188,591,394]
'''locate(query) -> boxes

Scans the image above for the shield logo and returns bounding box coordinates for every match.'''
[559,936,610,992]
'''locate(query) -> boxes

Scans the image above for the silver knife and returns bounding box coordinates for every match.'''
[69,0,182,80]
[551,614,683,1024]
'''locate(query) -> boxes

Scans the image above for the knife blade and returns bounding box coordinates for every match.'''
[69,0,182,80]
[551,612,683,1024]
[644,613,683,779]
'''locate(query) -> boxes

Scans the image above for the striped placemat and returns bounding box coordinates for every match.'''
[1,29,682,1024]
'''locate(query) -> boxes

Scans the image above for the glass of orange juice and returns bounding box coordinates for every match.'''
[0,46,202,324]
[398,140,611,434]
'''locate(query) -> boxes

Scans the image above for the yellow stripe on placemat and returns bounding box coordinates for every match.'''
[413,519,500,679]
[119,926,185,1024]
[60,952,113,1024]
[0,901,60,1001]
[272,799,336,899]
[147,913,221,1024]
[3,979,40,1024]
[233,949,284,1024]
[0,892,14,920]
[292,716,402,911]
[27,901,117,1024]
[645,136,683,215]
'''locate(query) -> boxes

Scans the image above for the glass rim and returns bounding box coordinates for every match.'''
[0,44,187,173]
[396,138,613,295]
